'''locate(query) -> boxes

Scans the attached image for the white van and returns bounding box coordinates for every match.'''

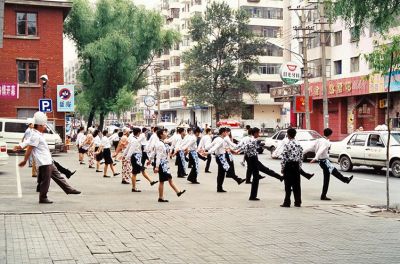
[0,118,64,153]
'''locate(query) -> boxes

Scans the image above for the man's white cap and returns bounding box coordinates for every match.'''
[33,111,47,126]
[26,118,34,125]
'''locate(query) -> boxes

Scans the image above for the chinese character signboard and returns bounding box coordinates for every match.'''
[301,76,369,99]
[57,85,74,112]
[0,83,19,99]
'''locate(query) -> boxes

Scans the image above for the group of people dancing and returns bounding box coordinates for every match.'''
[16,111,354,206]
[76,123,353,206]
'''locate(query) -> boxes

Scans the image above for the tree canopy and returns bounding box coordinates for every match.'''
[64,0,179,128]
[331,0,400,38]
[181,2,266,121]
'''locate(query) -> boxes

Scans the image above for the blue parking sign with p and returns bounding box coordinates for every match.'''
[39,99,52,113]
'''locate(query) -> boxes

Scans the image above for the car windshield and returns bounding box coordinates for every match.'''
[382,133,400,146]
[296,131,322,141]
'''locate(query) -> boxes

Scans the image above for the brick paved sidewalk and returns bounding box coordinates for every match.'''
[1,206,399,264]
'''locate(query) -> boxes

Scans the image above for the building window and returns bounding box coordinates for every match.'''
[334,60,342,75]
[171,72,180,83]
[350,27,359,42]
[243,6,283,20]
[17,61,38,84]
[265,44,283,57]
[350,56,360,72]
[334,31,342,46]
[242,105,254,120]
[170,88,181,98]
[161,90,170,100]
[16,12,37,36]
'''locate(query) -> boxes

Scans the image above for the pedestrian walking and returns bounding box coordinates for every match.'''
[181,127,201,184]
[197,128,213,173]
[17,112,81,204]
[98,130,119,178]
[205,127,245,192]
[154,129,186,202]
[308,128,353,201]
[280,128,303,207]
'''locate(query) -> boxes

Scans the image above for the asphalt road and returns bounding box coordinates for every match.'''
[0,151,399,213]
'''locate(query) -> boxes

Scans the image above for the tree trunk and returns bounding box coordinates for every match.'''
[87,107,96,129]
[215,106,221,123]
[99,112,105,131]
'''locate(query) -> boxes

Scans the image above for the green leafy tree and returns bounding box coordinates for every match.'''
[331,0,400,38]
[111,86,135,119]
[181,2,266,121]
[365,36,400,74]
[64,0,179,129]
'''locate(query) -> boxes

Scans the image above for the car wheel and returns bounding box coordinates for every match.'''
[339,155,353,172]
[391,160,400,178]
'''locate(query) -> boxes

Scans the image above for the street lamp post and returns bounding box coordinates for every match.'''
[40,74,49,98]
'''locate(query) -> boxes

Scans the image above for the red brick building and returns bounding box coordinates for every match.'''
[0,0,71,138]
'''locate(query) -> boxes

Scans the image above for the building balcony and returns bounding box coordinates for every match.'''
[190,4,204,14]
[160,69,170,76]
[243,93,282,105]
[259,56,283,64]
[170,65,180,73]
[248,73,281,82]
[169,1,181,9]
[248,18,283,27]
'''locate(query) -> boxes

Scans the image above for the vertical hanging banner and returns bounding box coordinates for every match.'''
[57,85,75,112]
[0,83,19,99]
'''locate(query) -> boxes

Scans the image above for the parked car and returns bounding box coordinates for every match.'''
[329,131,400,177]
[265,129,323,160]
[0,141,9,167]
[229,128,265,154]
[0,118,63,153]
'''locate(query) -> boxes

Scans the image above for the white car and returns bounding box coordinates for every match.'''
[0,141,9,166]
[265,129,323,160]
[329,131,400,177]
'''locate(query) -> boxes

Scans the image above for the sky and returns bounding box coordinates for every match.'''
[63,0,159,67]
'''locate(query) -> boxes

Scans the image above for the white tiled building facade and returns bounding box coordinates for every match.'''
[135,0,291,128]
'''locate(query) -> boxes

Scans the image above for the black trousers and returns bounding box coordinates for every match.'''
[319,160,349,198]
[187,152,199,183]
[283,161,301,206]
[198,153,212,172]
[38,164,75,200]
[53,160,73,177]
[247,156,260,199]
[176,151,186,177]
[225,155,243,183]
[245,156,252,183]
[215,156,242,191]
[258,161,282,181]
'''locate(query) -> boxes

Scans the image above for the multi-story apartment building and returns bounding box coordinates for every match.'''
[287,0,400,140]
[135,0,290,128]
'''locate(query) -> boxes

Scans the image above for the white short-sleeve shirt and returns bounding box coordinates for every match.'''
[28,130,53,167]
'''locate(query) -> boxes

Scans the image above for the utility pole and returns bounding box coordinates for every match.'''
[153,63,162,125]
[312,0,331,129]
[290,4,316,130]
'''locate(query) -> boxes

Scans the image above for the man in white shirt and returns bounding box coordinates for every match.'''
[309,128,353,200]
[22,118,37,176]
[18,112,81,204]
[197,128,213,173]
[205,127,245,192]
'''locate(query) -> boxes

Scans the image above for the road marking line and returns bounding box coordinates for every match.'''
[354,176,384,184]
[16,156,22,198]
